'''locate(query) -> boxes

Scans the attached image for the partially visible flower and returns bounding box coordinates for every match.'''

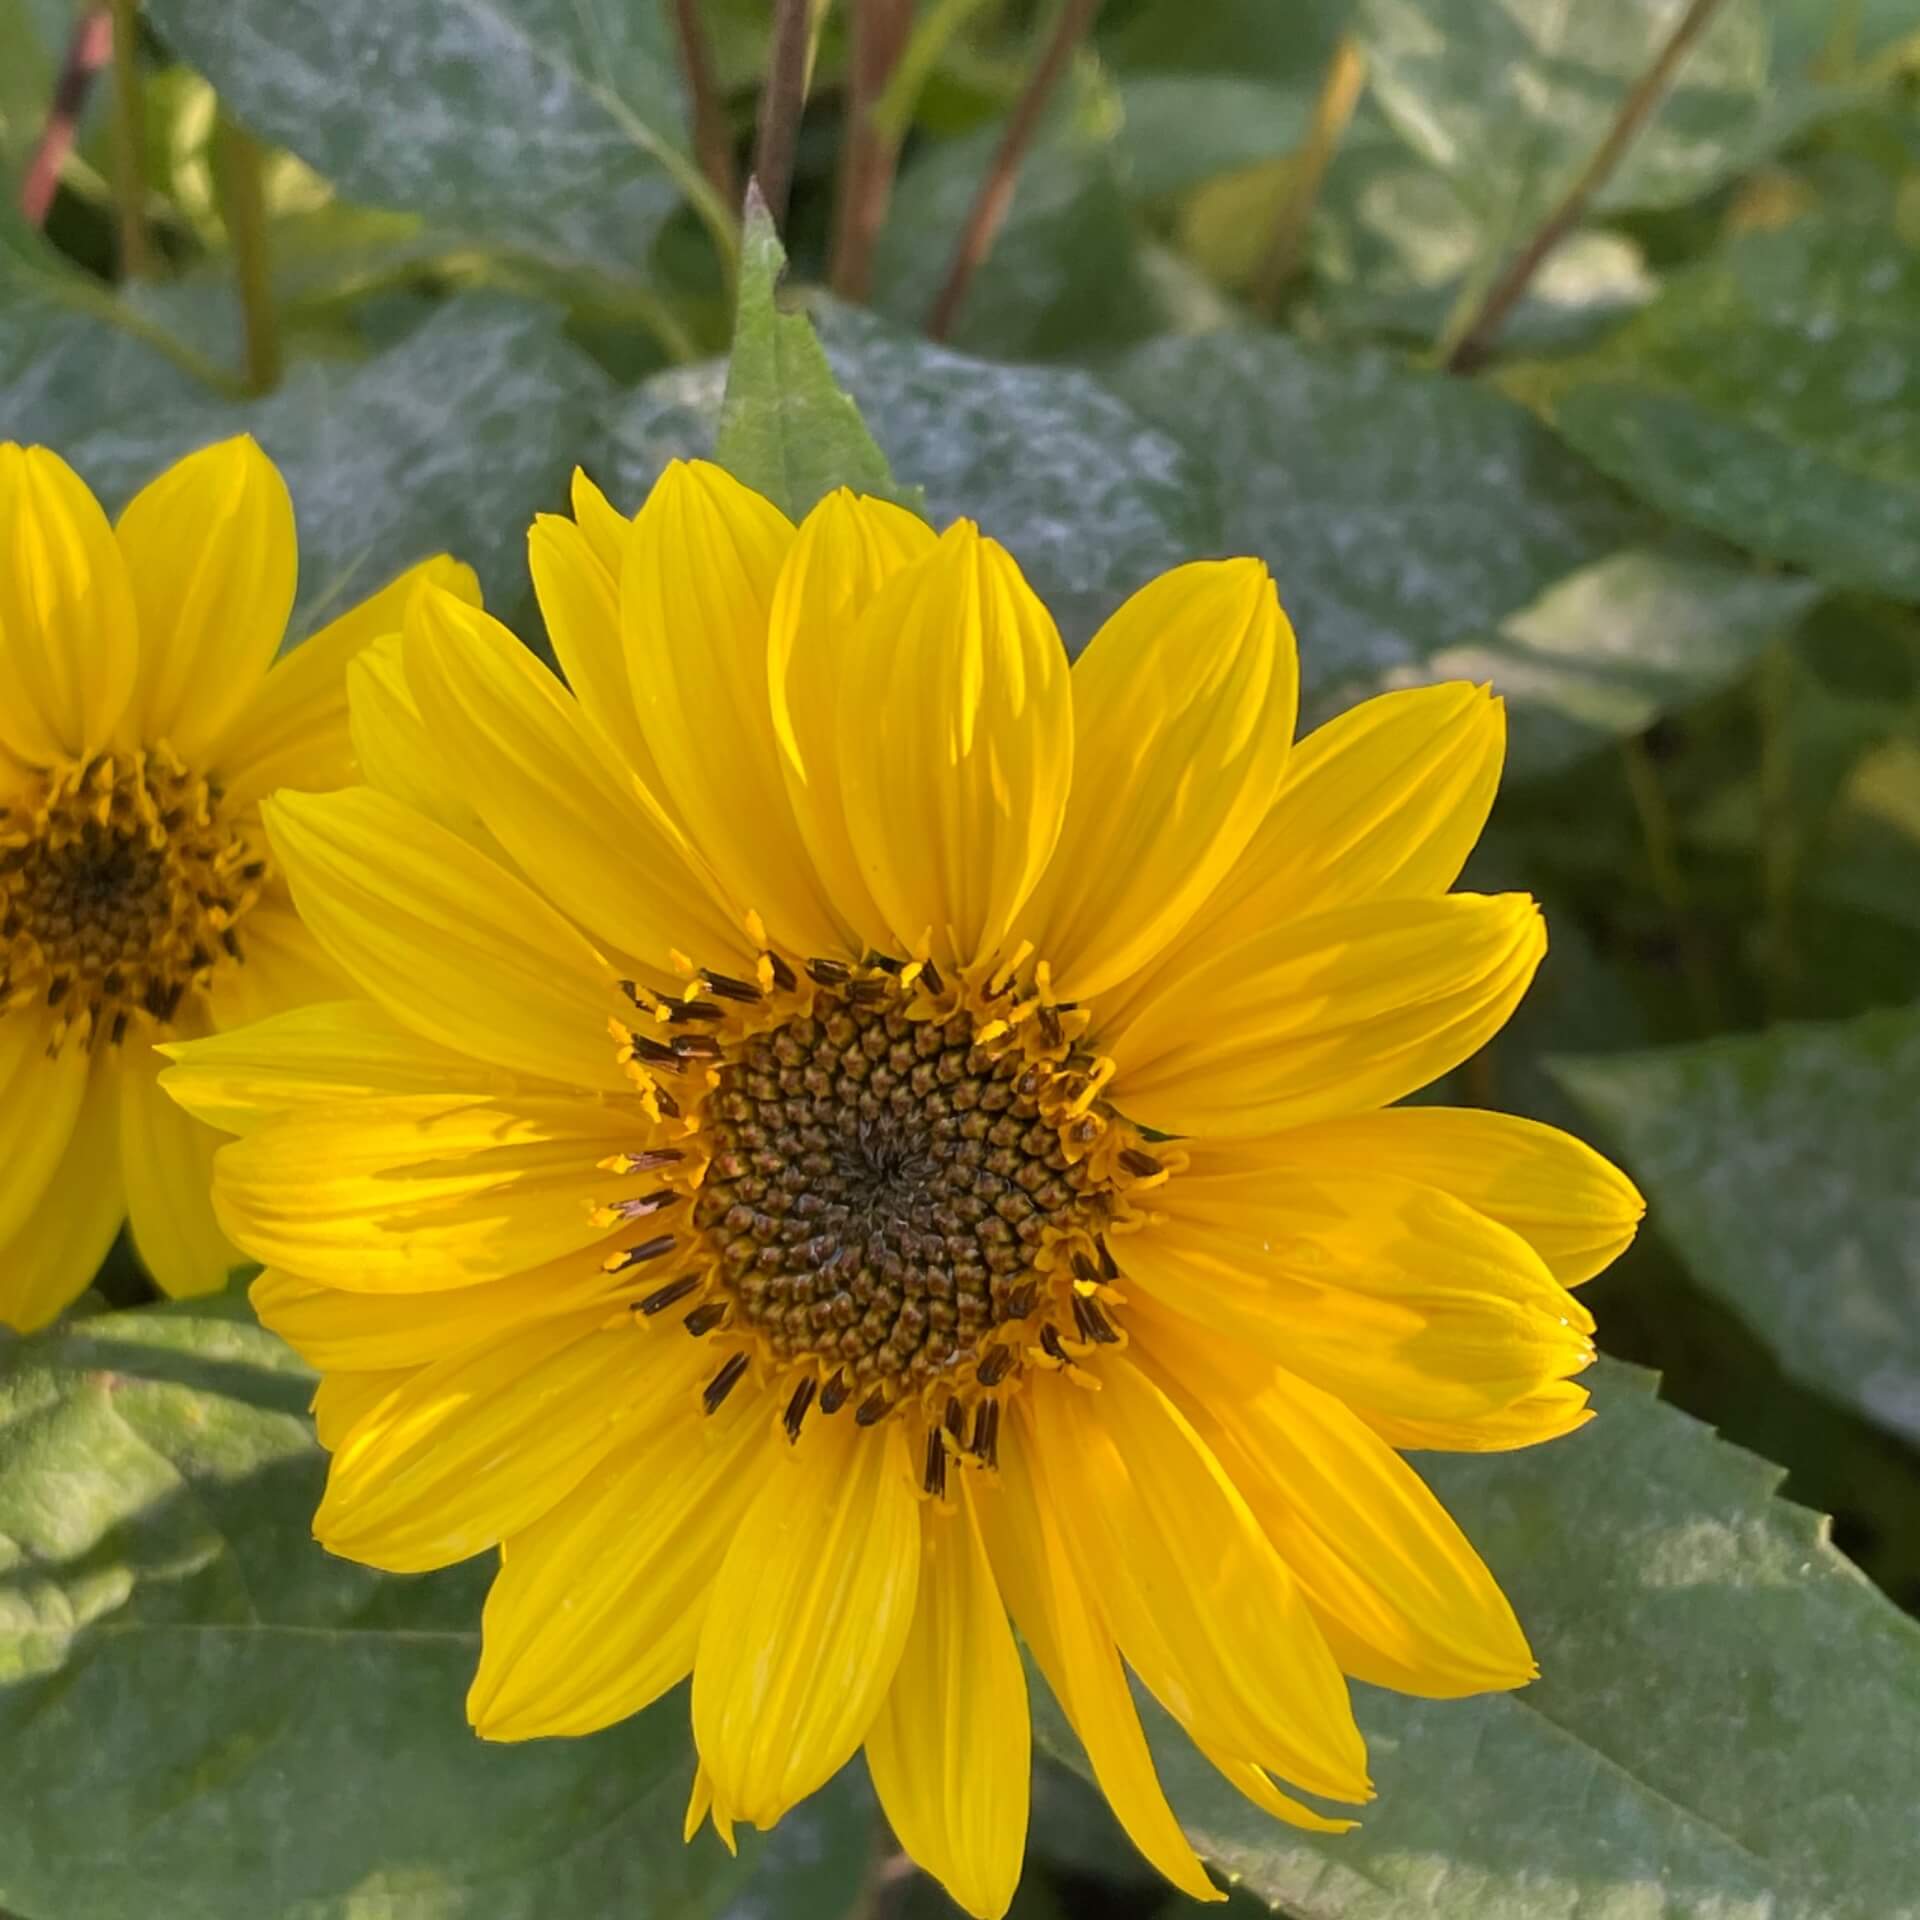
[0,437,476,1329]
[166,462,1644,1918]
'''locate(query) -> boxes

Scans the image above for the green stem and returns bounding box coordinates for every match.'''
[1251,33,1365,316]
[213,116,281,393]
[1622,734,1723,1033]
[106,0,149,277]
[1757,640,1798,1017]
[870,0,998,142]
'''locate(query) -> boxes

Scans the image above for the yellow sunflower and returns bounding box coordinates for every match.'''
[0,436,476,1330]
[164,461,1642,1916]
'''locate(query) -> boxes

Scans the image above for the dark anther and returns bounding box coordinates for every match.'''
[976,1345,1013,1387]
[919,957,945,996]
[1119,1148,1163,1178]
[220,928,243,961]
[819,1369,851,1413]
[667,999,724,1023]
[922,1425,949,1497]
[109,1009,129,1046]
[847,976,889,1004]
[1038,1004,1064,1048]
[626,1147,685,1172]
[638,1273,701,1315]
[870,953,905,974]
[970,1399,1000,1468]
[1039,1323,1071,1365]
[631,1034,679,1066]
[944,1396,966,1444]
[45,974,69,1007]
[654,1088,682,1119]
[805,957,851,987]
[610,1233,677,1271]
[1071,1250,1100,1284]
[616,978,646,1005]
[765,951,797,992]
[1095,1235,1119,1280]
[611,1189,681,1220]
[1002,1281,1037,1320]
[683,1300,730,1336]
[703,1352,750,1414]
[702,968,763,1003]
[855,1389,890,1427]
[1072,1295,1120,1345]
[670,1032,722,1061]
[784,1376,817,1443]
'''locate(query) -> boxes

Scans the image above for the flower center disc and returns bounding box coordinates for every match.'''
[608,951,1163,1486]
[0,750,264,1048]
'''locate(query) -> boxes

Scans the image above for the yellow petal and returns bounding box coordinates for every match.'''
[529,480,658,790]
[252,1249,633,1372]
[470,1370,770,1740]
[621,460,845,955]
[1099,683,1505,1032]
[1134,1301,1535,1698]
[768,489,939,954]
[1032,1360,1371,1806]
[1104,892,1546,1136]
[315,1310,677,1573]
[311,1367,415,1450]
[119,1038,242,1299]
[204,901,348,1033]
[0,1053,124,1332]
[212,1092,639,1289]
[0,444,137,763]
[836,523,1073,967]
[215,555,479,813]
[1363,1379,1595,1454]
[403,585,752,978]
[263,786,630,1090]
[345,635,488,843]
[163,998,529,1136]
[115,436,294,763]
[1118,1158,1594,1424]
[1023,560,1297,1000]
[0,1016,92,1247]
[1273,1106,1644,1286]
[693,1410,920,1830]
[972,1404,1222,1905]
[866,1481,1029,1920]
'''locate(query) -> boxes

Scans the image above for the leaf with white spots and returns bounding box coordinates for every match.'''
[1553,1009,1920,1449]
[1038,1361,1920,1917]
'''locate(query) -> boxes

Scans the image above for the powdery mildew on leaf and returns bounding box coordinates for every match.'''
[147,0,688,278]
[1038,1361,1920,1918]
[1554,1009,1920,1448]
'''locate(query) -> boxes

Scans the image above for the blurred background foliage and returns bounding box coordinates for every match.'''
[2,0,1919,1916]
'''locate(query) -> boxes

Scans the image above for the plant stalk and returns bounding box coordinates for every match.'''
[927,0,1105,343]
[212,117,282,395]
[752,0,813,228]
[1442,0,1730,372]
[19,7,111,229]
[829,0,912,300]
[666,0,737,207]
[1251,33,1366,316]
[106,0,150,276]
[1622,734,1723,1033]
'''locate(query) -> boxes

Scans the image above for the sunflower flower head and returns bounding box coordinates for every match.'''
[0,437,476,1330]
[167,459,1644,1918]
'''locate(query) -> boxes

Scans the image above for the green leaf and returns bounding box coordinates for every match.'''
[871,106,1154,361]
[1354,0,1825,316]
[1432,545,1820,780]
[1552,1009,1920,1448]
[1,292,610,627]
[1037,1360,1920,1916]
[145,0,713,283]
[0,1301,702,1918]
[1103,330,1793,772]
[1537,221,1920,600]
[713,189,917,522]
[600,303,1219,649]
[1109,74,1315,202]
